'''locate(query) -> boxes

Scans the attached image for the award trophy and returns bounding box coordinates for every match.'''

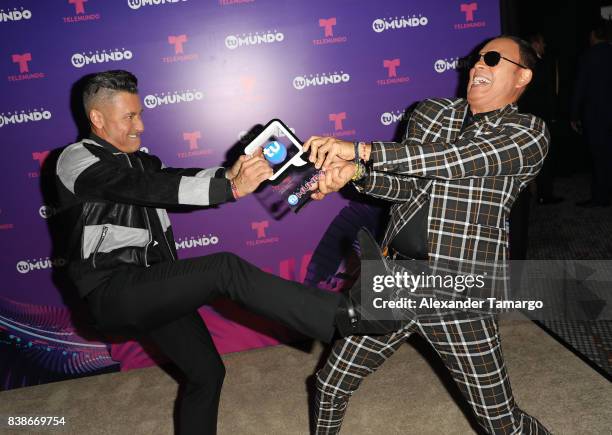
[244,119,321,213]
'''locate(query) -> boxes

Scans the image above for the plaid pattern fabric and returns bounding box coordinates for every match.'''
[315,316,550,434]
[360,98,550,307]
[363,98,549,256]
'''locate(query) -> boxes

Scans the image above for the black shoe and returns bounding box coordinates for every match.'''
[538,196,563,205]
[576,199,611,208]
[335,228,405,337]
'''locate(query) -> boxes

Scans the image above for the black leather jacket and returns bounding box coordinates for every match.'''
[56,135,233,297]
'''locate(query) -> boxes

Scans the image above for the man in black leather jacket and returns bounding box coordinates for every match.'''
[56,70,367,435]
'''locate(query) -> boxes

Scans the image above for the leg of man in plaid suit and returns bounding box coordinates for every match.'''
[304,36,552,433]
[314,316,548,434]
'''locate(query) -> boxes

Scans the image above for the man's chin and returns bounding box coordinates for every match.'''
[467,89,487,105]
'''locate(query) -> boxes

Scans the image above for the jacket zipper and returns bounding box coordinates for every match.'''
[163,230,176,261]
[92,226,109,269]
[133,156,153,267]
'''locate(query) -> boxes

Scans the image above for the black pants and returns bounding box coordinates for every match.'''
[86,252,342,435]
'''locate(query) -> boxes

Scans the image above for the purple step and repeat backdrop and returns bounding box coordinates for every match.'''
[0,0,499,390]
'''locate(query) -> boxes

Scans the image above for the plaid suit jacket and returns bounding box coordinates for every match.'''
[358,98,549,283]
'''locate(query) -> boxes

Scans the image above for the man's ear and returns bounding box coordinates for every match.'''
[517,68,533,89]
[89,108,104,130]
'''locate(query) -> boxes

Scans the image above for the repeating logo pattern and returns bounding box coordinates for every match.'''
[454,2,487,30]
[377,58,410,86]
[127,0,188,10]
[143,90,204,109]
[16,258,67,274]
[64,0,101,23]
[0,7,32,23]
[225,30,285,50]
[164,34,199,62]
[71,49,133,68]
[372,14,429,33]
[434,56,470,73]
[247,220,279,246]
[175,233,220,251]
[313,17,347,45]
[380,110,405,126]
[322,112,356,138]
[293,71,350,90]
[0,0,501,390]
[8,53,45,82]
[178,131,213,158]
[0,109,52,128]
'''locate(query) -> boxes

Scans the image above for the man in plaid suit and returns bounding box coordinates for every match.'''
[303,36,551,434]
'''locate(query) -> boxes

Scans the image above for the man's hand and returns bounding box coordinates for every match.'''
[232,148,273,198]
[311,159,357,201]
[303,136,354,170]
[570,120,582,135]
[225,155,246,180]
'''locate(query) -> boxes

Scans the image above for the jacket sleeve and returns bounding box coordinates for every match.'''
[369,110,550,181]
[355,171,430,203]
[57,144,233,207]
[352,104,431,202]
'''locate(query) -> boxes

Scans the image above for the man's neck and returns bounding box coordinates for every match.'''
[89,131,120,152]
[469,103,510,116]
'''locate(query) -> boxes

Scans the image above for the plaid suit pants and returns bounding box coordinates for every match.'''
[314,315,550,434]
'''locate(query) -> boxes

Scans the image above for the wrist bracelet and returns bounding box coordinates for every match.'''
[230,179,240,199]
[351,161,366,182]
[350,162,360,181]
[353,141,360,164]
[354,141,367,161]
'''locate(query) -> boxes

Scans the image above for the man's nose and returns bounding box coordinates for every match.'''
[136,117,144,132]
[474,56,487,68]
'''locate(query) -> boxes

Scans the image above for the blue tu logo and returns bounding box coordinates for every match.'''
[263,141,287,165]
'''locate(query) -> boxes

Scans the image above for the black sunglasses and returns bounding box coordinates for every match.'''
[472,51,528,69]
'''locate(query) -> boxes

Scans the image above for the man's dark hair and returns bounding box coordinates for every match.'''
[82,70,138,115]
[499,35,538,70]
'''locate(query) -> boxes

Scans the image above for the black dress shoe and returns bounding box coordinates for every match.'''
[335,228,406,337]
[576,199,611,208]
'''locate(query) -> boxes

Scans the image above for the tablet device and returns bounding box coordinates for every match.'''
[243,119,309,181]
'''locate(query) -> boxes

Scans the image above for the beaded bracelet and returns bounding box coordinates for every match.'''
[230,179,240,199]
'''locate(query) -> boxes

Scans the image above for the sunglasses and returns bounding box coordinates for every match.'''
[472,51,528,69]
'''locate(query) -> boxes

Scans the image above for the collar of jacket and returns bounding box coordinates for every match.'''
[87,133,129,154]
[451,98,518,128]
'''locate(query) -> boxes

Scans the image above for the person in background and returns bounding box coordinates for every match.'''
[571,20,612,207]
[520,32,563,205]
